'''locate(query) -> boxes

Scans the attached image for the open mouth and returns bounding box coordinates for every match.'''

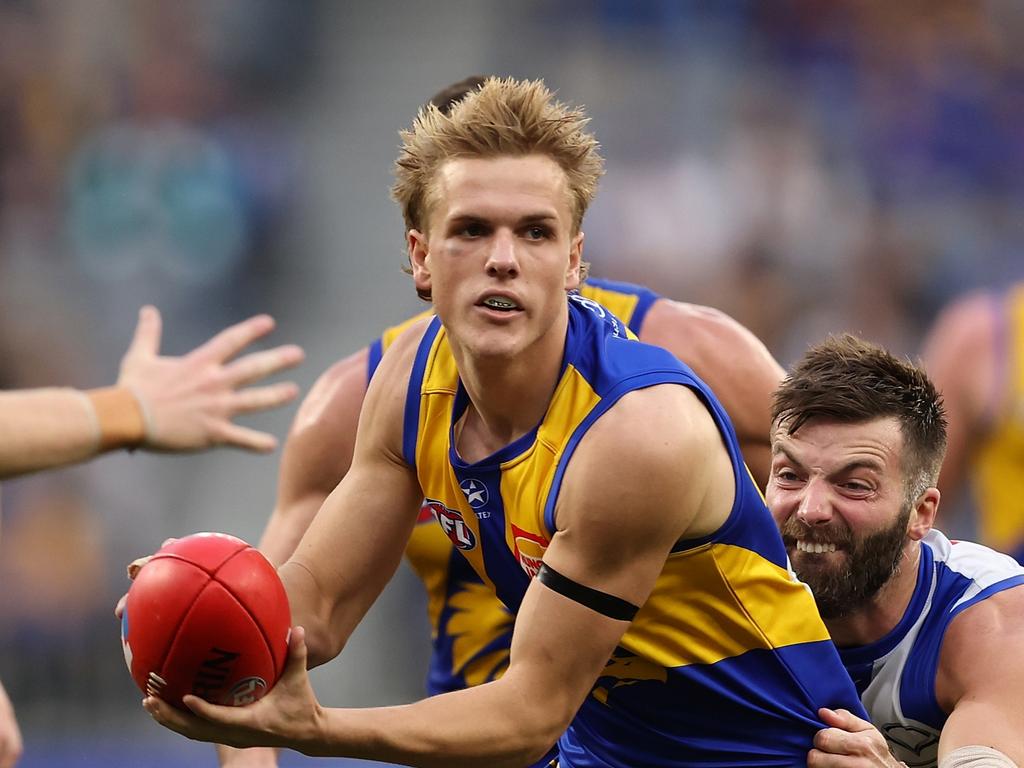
[480,296,521,312]
[795,540,838,554]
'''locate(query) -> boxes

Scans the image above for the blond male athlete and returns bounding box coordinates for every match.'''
[219,80,783,768]
[136,77,860,766]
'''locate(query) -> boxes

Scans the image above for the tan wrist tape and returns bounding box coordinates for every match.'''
[86,387,146,450]
[939,746,1018,768]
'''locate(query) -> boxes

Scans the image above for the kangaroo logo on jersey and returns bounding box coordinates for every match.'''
[423,499,477,550]
[459,478,489,509]
[510,523,549,577]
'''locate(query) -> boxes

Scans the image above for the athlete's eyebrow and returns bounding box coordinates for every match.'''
[772,443,884,475]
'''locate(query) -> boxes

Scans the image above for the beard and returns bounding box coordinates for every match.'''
[782,506,911,620]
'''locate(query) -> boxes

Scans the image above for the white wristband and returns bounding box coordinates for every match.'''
[939,746,1018,768]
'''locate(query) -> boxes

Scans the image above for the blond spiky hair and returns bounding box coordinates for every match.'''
[391,76,604,236]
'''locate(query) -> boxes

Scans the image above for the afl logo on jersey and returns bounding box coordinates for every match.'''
[423,499,477,550]
[459,478,488,508]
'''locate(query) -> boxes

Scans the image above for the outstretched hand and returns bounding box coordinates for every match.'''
[117,307,305,453]
[808,707,907,767]
[142,627,323,754]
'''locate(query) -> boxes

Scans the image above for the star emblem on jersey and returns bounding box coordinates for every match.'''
[460,478,488,508]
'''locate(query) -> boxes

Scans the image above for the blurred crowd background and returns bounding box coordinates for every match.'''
[0,0,1020,765]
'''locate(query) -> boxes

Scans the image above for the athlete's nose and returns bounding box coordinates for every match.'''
[485,228,519,278]
[796,477,833,526]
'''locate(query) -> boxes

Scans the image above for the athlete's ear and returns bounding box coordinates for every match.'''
[907,487,939,541]
[408,229,432,297]
[565,231,584,290]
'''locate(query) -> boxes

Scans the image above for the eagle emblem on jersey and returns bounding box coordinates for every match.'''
[422,499,477,551]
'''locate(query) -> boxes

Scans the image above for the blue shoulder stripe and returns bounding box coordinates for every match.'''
[367,338,384,382]
[403,317,442,469]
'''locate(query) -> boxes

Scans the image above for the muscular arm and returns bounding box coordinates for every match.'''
[934,586,1024,764]
[149,382,735,767]
[639,299,784,490]
[0,307,304,479]
[302,383,734,766]
[920,293,996,508]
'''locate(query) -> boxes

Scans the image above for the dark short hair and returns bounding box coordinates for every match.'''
[773,334,948,500]
[428,75,487,115]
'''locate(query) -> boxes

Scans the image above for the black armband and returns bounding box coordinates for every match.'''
[536,563,639,622]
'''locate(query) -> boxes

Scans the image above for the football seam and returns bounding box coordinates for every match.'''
[211,548,286,679]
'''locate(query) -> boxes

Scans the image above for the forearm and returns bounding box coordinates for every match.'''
[0,387,143,478]
[308,679,558,768]
[258,498,322,567]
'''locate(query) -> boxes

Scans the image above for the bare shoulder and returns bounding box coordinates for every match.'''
[640,299,783,398]
[291,348,371,437]
[937,583,1024,710]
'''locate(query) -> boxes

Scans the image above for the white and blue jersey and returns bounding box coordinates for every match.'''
[839,529,1024,767]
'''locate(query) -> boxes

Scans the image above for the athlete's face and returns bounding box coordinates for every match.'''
[407,154,583,361]
[766,417,935,620]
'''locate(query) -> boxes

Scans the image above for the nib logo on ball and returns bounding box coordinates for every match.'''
[121,532,291,710]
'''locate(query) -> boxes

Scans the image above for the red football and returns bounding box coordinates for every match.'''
[120,532,291,710]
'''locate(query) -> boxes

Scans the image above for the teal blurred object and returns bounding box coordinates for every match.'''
[67,121,247,284]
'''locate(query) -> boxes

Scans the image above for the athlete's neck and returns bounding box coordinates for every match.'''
[450,316,568,464]
[824,541,923,648]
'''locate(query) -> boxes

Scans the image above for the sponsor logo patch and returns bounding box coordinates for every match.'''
[511,524,549,577]
[423,499,477,550]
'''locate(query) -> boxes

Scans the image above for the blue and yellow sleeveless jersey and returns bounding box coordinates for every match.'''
[971,283,1024,563]
[402,296,865,766]
[367,278,661,696]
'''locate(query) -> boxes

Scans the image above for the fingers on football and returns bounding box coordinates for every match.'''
[224,346,305,388]
[194,315,277,364]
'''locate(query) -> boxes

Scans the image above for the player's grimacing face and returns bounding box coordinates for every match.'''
[765,417,914,619]
[408,154,582,359]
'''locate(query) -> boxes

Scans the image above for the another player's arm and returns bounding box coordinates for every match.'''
[933,586,1024,765]
[0,307,304,479]
[257,349,370,566]
[639,299,783,490]
[920,294,995,507]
